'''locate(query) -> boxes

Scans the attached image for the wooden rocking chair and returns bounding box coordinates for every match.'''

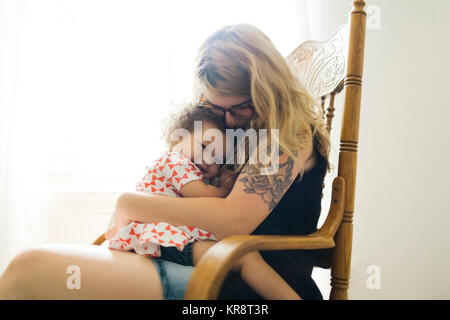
[92,0,367,300]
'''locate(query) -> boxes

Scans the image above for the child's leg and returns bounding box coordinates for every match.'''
[192,240,302,300]
[235,251,302,300]
[192,239,218,265]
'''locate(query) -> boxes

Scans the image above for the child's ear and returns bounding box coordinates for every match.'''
[169,128,190,147]
[170,138,184,154]
[169,130,190,154]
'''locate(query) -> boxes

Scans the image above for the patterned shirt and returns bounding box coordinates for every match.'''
[108,152,217,257]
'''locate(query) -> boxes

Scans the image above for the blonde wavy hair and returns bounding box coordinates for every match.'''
[192,23,331,180]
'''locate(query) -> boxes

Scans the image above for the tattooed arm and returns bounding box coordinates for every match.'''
[224,153,300,235]
[220,127,315,235]
[115,135,314,239]
[238,157,295,212]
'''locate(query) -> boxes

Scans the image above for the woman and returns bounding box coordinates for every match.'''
[0,24,331,300]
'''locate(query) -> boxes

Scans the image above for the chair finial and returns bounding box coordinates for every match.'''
[352,0,367,15]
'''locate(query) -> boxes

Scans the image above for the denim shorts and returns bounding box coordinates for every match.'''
[152,258,195,300]
[151,242,195,300]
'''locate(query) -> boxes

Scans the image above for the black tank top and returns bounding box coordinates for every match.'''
[251,134,327,237]
[218,135,329,300]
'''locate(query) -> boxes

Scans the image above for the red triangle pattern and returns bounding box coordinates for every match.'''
[135,151,203,196]
[108,220,218,257]
[120,152,218,258]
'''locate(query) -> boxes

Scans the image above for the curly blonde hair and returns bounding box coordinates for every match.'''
[192,23,331,180]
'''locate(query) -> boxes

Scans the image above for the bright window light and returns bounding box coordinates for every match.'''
[13,0,303,192]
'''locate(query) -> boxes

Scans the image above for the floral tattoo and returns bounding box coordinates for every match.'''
[238,157,295,211]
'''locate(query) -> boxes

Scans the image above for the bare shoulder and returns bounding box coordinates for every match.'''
[239,128,316,203]
[223,129,318,235]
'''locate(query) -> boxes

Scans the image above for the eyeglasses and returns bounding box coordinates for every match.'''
[198,98,255,120]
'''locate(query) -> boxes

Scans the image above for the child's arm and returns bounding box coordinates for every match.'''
[192,240,302,300]
[180,167,239,198]
[180,181,230,198]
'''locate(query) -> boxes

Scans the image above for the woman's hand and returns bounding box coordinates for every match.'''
[105,225,120,240]
[105,208,133,240]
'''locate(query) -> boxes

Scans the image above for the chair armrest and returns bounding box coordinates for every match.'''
[92,233,106,246]
[184,176,345,299]
[90,176,345,299]
[184,232,333,299]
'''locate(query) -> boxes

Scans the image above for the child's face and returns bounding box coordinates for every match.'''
[175,121,226,178]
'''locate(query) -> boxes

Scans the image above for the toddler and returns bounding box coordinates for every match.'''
[106,105,301,300]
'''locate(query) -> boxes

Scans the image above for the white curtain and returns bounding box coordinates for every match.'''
[0,0,311,273]
[0,0,50,274]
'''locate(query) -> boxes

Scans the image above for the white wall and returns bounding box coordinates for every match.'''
[309,0,450,299]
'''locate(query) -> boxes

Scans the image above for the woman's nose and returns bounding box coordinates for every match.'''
[225,112,238,127]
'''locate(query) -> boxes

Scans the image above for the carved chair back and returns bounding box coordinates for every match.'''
[286,0,367,299]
